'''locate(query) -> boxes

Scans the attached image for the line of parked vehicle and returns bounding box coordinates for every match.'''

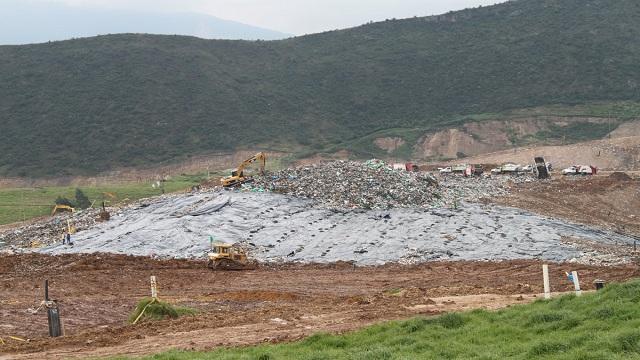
[438,163,545,176]
[560,165,598,176]
[438,161,597,177]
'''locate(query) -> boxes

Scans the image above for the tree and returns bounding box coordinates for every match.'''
[74,188,91,209]
[55,196,75,207]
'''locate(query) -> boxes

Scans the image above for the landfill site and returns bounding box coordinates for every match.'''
[1,158,640,358]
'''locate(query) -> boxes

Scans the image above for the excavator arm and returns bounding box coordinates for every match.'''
[232,152,266,178]
[221,152,267,187]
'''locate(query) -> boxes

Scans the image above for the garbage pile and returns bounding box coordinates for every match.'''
[0,209,101,250]
[249,160,438,209]
[434,175,512,207]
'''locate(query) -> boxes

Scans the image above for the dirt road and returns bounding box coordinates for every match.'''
[1,254,638,359]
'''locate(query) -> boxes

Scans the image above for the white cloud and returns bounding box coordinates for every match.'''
[27,0,504,34]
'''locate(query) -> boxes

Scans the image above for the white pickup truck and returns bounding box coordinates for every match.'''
[562,165,595,175]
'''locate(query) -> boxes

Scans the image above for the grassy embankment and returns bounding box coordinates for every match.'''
[138,280,640,360]
[0,156,290,226]
[0,175,203,225]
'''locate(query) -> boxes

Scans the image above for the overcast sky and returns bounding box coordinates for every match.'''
[33,0,506,35]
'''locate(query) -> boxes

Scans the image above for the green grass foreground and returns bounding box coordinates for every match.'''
[0,175,203,225]
[137,280,640,360]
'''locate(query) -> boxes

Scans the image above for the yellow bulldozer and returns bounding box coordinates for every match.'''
[207,243,256,270]
[220,152,266,187]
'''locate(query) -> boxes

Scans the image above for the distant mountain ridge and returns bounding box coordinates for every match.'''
[0,1,290,44]
[1,0,640,177]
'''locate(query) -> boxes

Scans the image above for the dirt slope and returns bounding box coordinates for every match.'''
[457,136,640,171]
[412,117,618,159]
[495,175,640,236]
[609,120,640,138]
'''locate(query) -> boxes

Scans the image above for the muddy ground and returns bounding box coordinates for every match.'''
[1,253,639,359]
[496,175,640,236]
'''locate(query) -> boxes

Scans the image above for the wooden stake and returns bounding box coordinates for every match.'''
[572,271,582,296]
[150,276,158,299]
[542,264,551,299]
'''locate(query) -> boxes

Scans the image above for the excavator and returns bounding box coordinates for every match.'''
[220,152,266,187]
[51,204,74,216]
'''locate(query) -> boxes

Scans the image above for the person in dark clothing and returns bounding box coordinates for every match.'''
[62,232,73,245]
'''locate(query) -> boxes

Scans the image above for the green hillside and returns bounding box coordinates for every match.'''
[1,0,640,177]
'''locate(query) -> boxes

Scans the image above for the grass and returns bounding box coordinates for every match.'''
[128,298,197,324]
[130,279,640,360]
[0,174,203,225]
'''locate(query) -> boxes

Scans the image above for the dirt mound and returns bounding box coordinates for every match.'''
[609,172,633,181]
[495,176,640,236]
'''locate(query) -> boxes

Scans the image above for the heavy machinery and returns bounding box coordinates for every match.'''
[220,152,266,187]
[66,219,76,234]
[98,201,110,221]
[51,204,74,216]
[207,243,255,270]
[534,157,551,179]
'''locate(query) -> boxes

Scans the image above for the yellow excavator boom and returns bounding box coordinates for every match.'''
[51,204,75,216]
[220,152,266,187]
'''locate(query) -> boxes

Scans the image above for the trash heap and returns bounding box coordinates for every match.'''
[0,209,101,250]
[433,175,512,207]
[249,160,440,209]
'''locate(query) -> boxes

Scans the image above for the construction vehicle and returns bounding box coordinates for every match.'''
[500,163,522,173]
[98,201,110,221]
[452,164,467,173]
[220,152,266,187]
[51,204,74,216]
[207,243,255,270]
[534,157,551,179]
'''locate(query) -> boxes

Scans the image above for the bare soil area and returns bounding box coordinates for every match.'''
[1,254,638,359]
[495,175,640,236]
[459,136,640,171]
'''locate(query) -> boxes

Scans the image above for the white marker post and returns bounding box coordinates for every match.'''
[572,271,581,296]
[150,276,158,299]
[542,264,551,299]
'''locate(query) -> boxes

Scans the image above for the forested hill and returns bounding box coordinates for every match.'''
[1,0,640,177]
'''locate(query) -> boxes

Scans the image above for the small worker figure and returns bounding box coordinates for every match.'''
[63,232,73,246]
[565,271,574,284]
